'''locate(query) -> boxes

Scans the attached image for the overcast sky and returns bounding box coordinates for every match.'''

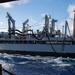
[0,0,75,34]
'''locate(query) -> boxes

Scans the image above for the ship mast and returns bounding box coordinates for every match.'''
[73,11,75,39]
[45,15,50,34]
[65,21,68,37]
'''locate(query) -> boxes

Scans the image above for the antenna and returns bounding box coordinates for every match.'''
[73,10,75,39]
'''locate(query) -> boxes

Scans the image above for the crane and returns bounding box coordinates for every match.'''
[22,19,29,33]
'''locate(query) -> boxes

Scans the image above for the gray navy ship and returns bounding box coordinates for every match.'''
[0,12,75,58]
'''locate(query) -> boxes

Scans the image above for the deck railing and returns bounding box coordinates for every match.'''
[0,64,15,75]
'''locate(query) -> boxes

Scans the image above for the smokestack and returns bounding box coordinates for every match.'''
[73,14,75,39]
[51,19,57,32]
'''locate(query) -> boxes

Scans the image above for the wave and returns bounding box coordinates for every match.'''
[0,53,75,75]
[0,53,74,67]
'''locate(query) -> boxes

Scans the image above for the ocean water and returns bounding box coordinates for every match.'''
[0,53,75,75]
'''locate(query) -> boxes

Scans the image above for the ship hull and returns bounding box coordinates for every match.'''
[0,43,75,58]
[0,50,75,58]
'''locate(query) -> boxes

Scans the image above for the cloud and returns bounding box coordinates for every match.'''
[57,4,75,35]
[57,19,73,35]
[0,22,3,25]
[0,0,31,8]
[28,16,44,31]
[66,4,75,35]
[41,13,49,17]
[41,13,51,19]
[67,4,75,19]
[57,21,65,32]
[67,19,73,32]
[17,0,31,4]
[30,18,37,24]
[0,2,14,8]
[0,22,8,32]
